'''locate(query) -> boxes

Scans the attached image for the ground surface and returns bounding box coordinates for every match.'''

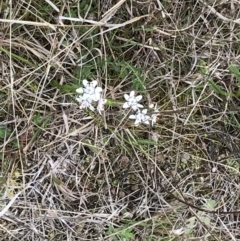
[1,0,240,240]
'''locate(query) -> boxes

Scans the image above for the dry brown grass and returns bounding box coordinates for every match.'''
[1,0,240,240]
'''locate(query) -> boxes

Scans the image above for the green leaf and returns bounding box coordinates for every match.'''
[124,62,146,91]
[228,65,240,96]
[199,60,208,74]
[106,98,119,107]
[72,65,95,83]
[33,113,42,125]
[202,217,210,226]
[51,80,78,93]
[208,80,235,97]
[107,224,135,240]
[0,126,11,139]
[203,199,216,210]
[185,217,196,235]
[106,225,118,241]
[119,228,134,239]
[52,176,61,185]
[0,46,36,67]
[228,65,240,81]
[81,139,100,153]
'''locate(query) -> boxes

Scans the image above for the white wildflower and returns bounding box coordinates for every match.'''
[76,97,95,111]
[149,103,159,125]
[76,79,103,111]
[129,109,150,126]
[170,228,185,236]
[76,79,102,102]
[81,101,95,111]
[123,91,143,111]
[76,92,92,103]
[97,98,107,115]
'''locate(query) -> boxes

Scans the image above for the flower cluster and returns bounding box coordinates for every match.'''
[76,80,159,126]
[123,91,159,126]
[76,79,106,115]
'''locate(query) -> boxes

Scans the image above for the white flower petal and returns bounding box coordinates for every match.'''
[124,94,129,101]
[81,93,93,102]
[95,87,102,93]
[82,79,88,87]
[133,104,143,111]
[135,95,142,101]
[79,100,95,111]
[151,116,156,124]
[144,115,150,121]
[170,228,185,236]
[123,102,130,109]
[92,93,101,101]
[76,87,84,93]
[80,94,88,100]
[98,98,107,105]
[89,104,95,111]
[97,98,107,115]
[129,114,136,119]
[149,104,154,109]
[91,80,98,87]
[142,109,148,114]
[131,105,138,111]
[84,85,95,95]
[134,119,141,126]
[135,115,142,122]
[76,97,82,102]
[129,91,135,97]
[144,120,150,125]
[97,107,102,115]
[151,114,158,125]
